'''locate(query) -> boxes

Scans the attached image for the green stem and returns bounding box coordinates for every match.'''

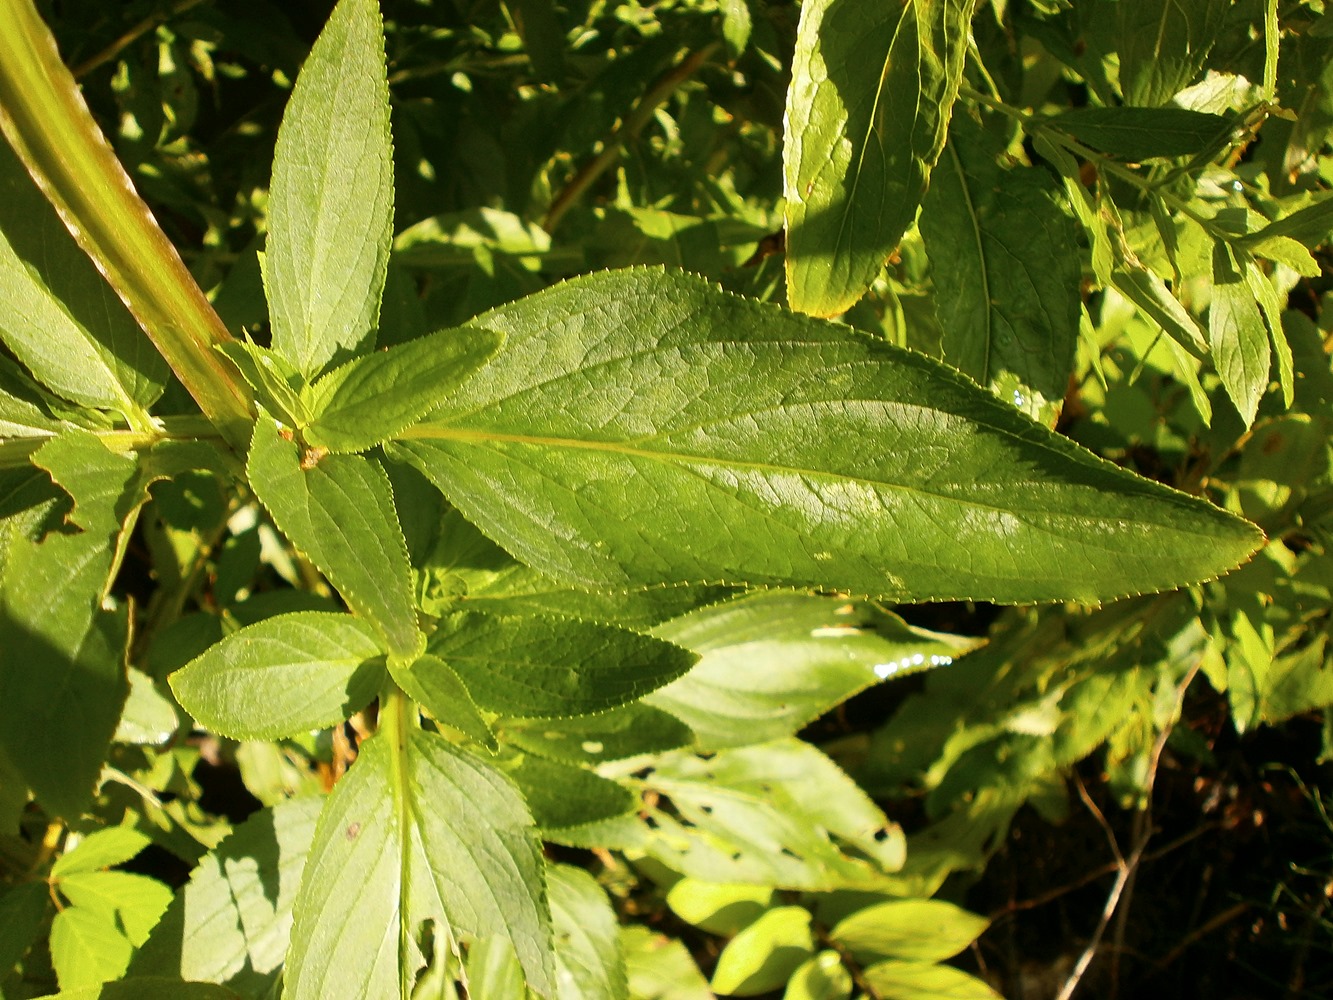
[0,414,224,470]
[0,0,254,448]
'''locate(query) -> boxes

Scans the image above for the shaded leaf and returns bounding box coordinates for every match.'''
[501,703,693,765]
[1044,107,1232,160]
[390,652,496,750]
[132,799,323,997]
[507,753,636,832]
[548,864,627,1000]
[1116,0,1227,107]
[920,118,1082,404]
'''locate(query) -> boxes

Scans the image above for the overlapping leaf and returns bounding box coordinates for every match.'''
[389,268,1260,605]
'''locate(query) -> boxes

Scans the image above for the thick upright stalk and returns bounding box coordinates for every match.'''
[0,0,253,447]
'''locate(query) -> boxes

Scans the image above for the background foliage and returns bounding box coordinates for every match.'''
[0,0,1331,997]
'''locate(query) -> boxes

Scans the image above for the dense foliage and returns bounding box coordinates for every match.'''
[0,0,1330,997]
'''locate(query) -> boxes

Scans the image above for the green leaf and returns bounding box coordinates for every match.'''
[501,703,693,765]
[0,136,165,415]
[114,667,180,746]
[783,0,972,315]
[53,827,152,877]
[0,433,137,818]
[303,326,504,452]
[862,960,1001,1000]
[1116,0,1227,107]
[132,799,323,997]
[247,415,421,656]
[784,951,854,1000]
[0,881,49,973]
[710,906,814,997]
[666,880,774,936]
[547,864,628,1000]
[829,900,988,963]
[389,652,496,750]
[284,727,554,997]
[649,593,981,750]
[920,118,1082,404]
[169,612,385,741]
[507,753,636,831]
[58,871,172,946]
[389,269,1260,605]
[1209,243,1270,428]
[263,0,394,378]
[1044,108,1233,160]
[1241,196,1333,250]
[428,610,697,718]
[31,979,243,1000]
[50,905,133,990]
[215,341,311,429]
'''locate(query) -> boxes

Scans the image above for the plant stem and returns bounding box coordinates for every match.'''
[0,414,225,470]
[0,0,254,448]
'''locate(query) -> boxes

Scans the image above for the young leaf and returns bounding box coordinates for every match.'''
[648,593,982,750]
[247,415,421,657]
[0,139,165,416]
[57,871,172,946]
[1209,243,1270,427]
[0,882,50,974]
[919,117,1082,406]
[215,341,311,429]
[389,268,1261,605]
[169,612,385,740]
[547,864,628,1000]
[783,0,972,316]
[283,727,554,998]
[303,326,504,453]
[427,610,698,718]
[263,0,394,378]
[132,799,323,997]
[52,828,151,877]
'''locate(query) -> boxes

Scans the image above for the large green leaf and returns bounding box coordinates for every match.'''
[500,703,693,765]
[283,727,554,997]
[388,269,1260,605]
[920,118,1082,405]
[0,138,165,416]
[783,0,972,315]
[263,0,394,378]
[427,610,697,718]
[1043,108,1233,160]
[649,593,981,750]
[247,416,421,657]
[0,432,136,818]
[132,799,322,997]
[303,326,505,453]
[169,612,385,740]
